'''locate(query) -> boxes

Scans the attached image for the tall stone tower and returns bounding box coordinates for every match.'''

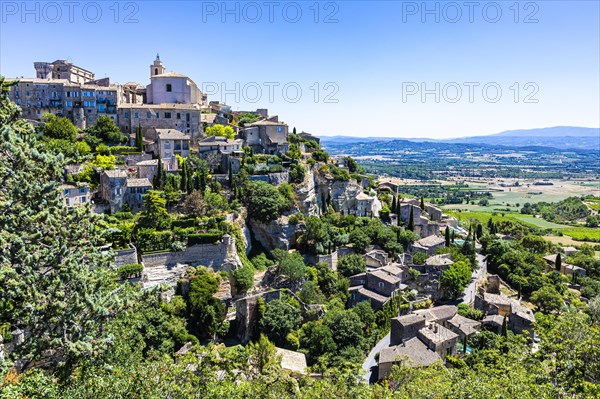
[150,54,165,78]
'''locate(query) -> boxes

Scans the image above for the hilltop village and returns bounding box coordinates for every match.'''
[1,58,599,396]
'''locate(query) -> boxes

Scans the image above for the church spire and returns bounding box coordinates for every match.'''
[156,53,160,61]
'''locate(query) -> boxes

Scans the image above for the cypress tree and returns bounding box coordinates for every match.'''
[293,127,297,135]
[228,161,233,186]
[420,197,425,210]
[135,124,143,152]
[180,161,188,192]
[391,196,397,215]
[408,207,414,231]
[153,158,163,189]
[451,230,456,243]
[476,224,483,240]
[194,172,200,191]
[501,315,508,337]
[187,166,193,194]
[445,226,450,247]
[555,253,562,272]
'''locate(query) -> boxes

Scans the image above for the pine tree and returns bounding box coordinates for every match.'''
[408,207,414,231]
[0,78,125,373]
[556,253,562,272]
[445,226,450,247]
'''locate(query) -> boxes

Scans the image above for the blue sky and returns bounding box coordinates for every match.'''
[1,1,599,138]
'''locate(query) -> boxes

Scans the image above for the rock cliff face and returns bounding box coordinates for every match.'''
[295,164,382,216]
[248,217,298,252]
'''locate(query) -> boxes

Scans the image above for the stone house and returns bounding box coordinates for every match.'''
[364,249,389,268]
[411,235,446,255]
[99,169,128,213]
[425,254,454,267]
[417,323,459,359]
[118,103,202,139]
[136,159,159,181]
[543,253,586,278]
[474,291,512,316]
[153,128,191,159]
[391,314,427,345]
[509,302,535,335]
[445,314,481,341]
[198,136,243,154]
[378,337,441,380]
[413,305,457,324]
[349,269,403,310]
[380,307,462,380]
[124,178,153,210]
[242,117,289,154]
[474,282,535,336]
[61,184,91,207]
[424,204,443,221]
[354,192,382,218]
[34,59,95,83]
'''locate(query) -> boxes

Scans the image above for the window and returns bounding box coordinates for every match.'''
[79,188,86,194]
[164,112,171,119]
[183,141,189,150]
[124,112,129,118]
[164,141,171,149]
[176,113,181,119]
[81,196,87,203]
[66,101,73,107]
[155,112,159,118]
[134,112,139,119]
[64,189,70,195]
[378,282,385,289]
[186,113,190,122]
[166,84,172,92]
[276,126,284,133]
[154,68,158,75]
[147,111,151,118]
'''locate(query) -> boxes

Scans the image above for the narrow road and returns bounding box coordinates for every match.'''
[461,254,487,305]
[362,332,390,383]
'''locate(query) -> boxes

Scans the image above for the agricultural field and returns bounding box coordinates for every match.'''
[448,210,600,243]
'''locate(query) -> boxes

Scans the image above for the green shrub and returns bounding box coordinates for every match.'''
[188,233,222,246]
[117,263,143,279]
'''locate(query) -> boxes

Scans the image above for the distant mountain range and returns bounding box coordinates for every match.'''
[320,126,600,151]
